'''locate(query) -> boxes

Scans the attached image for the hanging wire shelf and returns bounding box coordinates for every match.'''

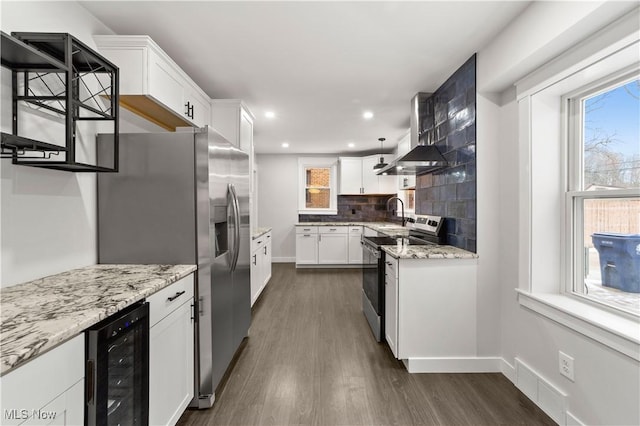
[1,31,119,172]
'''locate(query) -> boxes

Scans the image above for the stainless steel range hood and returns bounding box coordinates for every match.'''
[377,92,448,176]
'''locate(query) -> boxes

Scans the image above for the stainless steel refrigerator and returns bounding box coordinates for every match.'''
[96,126,251,409]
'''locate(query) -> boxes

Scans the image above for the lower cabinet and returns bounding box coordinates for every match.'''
[348,226,364,264]
[0,334,85,426]
[296,226,319,265]
[251,231,272,306]
[384,257,477,361]
[148,274,195,426]
[318,227,348,264]
[296,225,364,266]
[384,257,399,357]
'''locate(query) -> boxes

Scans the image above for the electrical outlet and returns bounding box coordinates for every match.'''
[559,351,574,381]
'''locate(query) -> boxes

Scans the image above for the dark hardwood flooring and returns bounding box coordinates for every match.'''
[177,263,556,426]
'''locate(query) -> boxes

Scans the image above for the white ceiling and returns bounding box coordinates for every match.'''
[79,1,530,155]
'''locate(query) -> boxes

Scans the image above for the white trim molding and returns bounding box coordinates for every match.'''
[401,357,502,373]
[517,290,640,361]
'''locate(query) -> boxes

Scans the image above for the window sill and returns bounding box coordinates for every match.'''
[516,290,640,361]
[298,209,338,216]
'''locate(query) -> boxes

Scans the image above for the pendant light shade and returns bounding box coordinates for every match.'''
[373,137,388,170]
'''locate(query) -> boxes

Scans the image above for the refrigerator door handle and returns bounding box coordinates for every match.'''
[228,183,241,272]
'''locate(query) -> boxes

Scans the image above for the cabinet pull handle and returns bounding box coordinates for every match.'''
[190,303,195,321]
[253,254,257,265]
[86,359,95,404]
[167,290,186,302]
[385,261,392,266]
[264,246,267,255]
[319,234,322,242]
[257,240,263,244]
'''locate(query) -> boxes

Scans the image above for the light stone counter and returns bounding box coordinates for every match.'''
[382,244,478,259]
[252,227,272,240]
[0,264,196,375]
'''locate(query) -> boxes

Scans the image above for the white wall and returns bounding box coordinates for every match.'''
[256,154,299,262]
[0,1,163,287]
[478,2,640,425]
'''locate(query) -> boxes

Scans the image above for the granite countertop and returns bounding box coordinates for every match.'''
[252,227,272,240]
[0,264,196,376]
[296,222,409,236]
[382,244,479,259]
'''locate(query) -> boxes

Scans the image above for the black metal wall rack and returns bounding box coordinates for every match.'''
[1,31,119,172]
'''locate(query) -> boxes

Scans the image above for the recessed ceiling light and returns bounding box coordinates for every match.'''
[348,143,355,148]
[265,111,276,119]
[281,142,289,148]
[362,111,374,120]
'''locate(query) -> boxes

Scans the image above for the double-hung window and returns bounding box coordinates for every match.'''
[298,157,338,215]
[565,74,640,316]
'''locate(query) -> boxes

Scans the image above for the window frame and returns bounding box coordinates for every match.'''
[297,157,338,215]
[563,70,640,318]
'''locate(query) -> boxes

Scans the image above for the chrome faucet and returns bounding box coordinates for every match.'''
[386,196,405,227]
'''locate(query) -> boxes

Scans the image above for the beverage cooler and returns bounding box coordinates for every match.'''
[85,302,149,425]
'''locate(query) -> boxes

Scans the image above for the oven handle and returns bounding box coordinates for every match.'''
[361,242,381,258]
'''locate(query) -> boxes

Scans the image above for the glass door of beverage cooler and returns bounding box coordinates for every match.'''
[86,302,149,426]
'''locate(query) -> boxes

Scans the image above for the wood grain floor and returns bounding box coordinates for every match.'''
[177,263,556,426]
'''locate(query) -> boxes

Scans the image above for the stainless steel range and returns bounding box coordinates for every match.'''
[361,215,445,342]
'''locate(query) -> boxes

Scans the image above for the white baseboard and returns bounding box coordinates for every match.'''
[514,357,567,426]
[402,357,502,373]
[501,358,517,384]
[272,257,295,263]
[565,411,585,426]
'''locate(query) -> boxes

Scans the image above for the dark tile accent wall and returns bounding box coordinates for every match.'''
[299,195,400,223]
[416,54,476,252]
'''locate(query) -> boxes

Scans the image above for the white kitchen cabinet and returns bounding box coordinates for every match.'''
[148,274,194,426]
[296,226,319,265]
[251,231,272,306]
[348,226,364,264]
[384,256,477,364]
[0,334,84,426]
[318,226,349,264]
[339,156,396,194]
[93,35,211,130]
[384,257,399,357]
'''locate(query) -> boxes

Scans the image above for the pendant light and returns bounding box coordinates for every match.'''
[373,137,388,170]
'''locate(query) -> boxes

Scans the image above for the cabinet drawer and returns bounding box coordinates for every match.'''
[318,226,348,234]
[148,274,194,327]
[296,226,318,234]
[252,236,265,253]
[349,226,363,234]
[385,258,398,281]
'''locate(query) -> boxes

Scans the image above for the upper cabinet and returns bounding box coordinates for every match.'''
[339,155,396,195]
[210,100,254,153]
[93,35,211,130]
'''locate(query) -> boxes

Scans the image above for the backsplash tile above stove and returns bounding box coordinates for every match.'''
[415,54,477,252]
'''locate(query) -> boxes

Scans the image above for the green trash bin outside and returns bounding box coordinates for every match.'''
[591,233,640,293]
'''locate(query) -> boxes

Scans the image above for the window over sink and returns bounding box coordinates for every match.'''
[298,157,338,215]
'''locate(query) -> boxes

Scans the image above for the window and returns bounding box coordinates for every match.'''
[566,75,640,316]
[298,157,338,214]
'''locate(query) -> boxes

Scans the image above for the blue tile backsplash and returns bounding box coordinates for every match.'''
[416,54,476,252]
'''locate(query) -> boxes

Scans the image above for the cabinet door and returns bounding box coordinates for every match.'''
[361,155,381,194]
[250,246,262,306]
[262,235,272,287]
[239,108,254,155]
[149,300,194,426]
[148,50,185,115]
[296,234,318,264]
[339,157,363,194]
[348,227,363,264]
[318,234,348,264]
[185,85,211,128]
[384,259,398,358]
